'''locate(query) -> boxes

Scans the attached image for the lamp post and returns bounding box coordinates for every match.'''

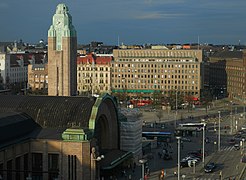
[176,136,181,180]
[139,159,147,180]
[201,119,206,167]
[230,101,233,134]
[242,138,245,155]
[218,111,221,151]
[243,92,245,123]
[175,90,178,128]
[91,147,104,180]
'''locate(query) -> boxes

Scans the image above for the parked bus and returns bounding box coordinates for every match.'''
[142,131,172,142]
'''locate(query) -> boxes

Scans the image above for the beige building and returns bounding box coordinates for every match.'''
[226,51,246,101]
[48,4,77,96]
[0,94,125,180]
[77,54,112,95]
[112,49,203,99]
[28,64,48,91]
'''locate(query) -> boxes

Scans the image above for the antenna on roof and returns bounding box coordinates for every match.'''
[197,35,200,50]
[118,35,120,47]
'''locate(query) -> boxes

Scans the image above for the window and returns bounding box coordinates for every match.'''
[68,155,77,180]
[24,154,28,179]
[32,153,43,180]
[7,160,12,180]
[48,154,59,180]
[0,163,3,179]
[15,156,21,180]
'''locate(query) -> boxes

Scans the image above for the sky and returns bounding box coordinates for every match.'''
[0,0,245,45]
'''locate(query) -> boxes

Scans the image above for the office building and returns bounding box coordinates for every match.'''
[112,49,203,99]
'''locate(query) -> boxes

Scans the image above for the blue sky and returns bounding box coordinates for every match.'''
[0,0,245,45]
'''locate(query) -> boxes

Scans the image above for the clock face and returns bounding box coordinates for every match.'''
[55,17,63,28]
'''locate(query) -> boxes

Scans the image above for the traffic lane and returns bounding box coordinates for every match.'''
[146,134,204,178]
[193,151,238,179]
[205,147,242,179]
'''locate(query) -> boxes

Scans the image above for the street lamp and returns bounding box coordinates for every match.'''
[176,136,181,180]
[201,119,206,167]
[243,92,245,123]
[230,101,233,134]
[139,159,147,180]
[218,111,221,151]
[242,138,245,155]
[175,90,178,128]
[91,147,104,180]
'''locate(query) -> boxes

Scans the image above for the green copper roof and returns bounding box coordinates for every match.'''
[56,3,69,14]
[112,89,159,93]
[62,128,88,142]
[48,3,77,50]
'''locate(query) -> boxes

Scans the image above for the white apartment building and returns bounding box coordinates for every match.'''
[0,52,36,87]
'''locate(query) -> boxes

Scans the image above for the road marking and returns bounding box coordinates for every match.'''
[220,146,234,151]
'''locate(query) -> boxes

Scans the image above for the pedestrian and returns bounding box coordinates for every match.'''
[160,169,164,180]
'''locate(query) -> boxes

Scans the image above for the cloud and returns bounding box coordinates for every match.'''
[134,12,188,19]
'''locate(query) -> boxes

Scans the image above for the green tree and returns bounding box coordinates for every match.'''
[156,110,164,123]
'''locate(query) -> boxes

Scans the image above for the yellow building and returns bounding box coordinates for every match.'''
[28,64,48,91]
[226,51,246,101]
[112,49,203,99]
[77,54,112,95]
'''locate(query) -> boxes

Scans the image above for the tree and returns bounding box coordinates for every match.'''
[152,90,162,109]
[184,95,194,112]
[156,110,164,123]
[201,90,213,113]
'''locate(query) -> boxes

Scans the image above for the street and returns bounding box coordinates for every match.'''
[136,99,246,180]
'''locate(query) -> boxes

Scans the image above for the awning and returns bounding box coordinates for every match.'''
[100,150,133,170]
[112,89,160,93]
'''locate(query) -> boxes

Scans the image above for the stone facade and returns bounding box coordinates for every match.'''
[226,52,246,101]
[0,139,91,180]
[112,49,203,98]
[28,64,48,90]
[77,54,112,95]
[48,4,77,96]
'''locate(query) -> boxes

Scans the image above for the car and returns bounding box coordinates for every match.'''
[182,156,200,163]
[187,151,202,158]
[204,162,216,173]
[234,144,240,150]
[180,160,189,168]
[229,138,236,145]
[188,159,198,167]
[234,134,242,140]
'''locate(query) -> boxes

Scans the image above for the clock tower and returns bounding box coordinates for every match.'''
[48,3,77,96]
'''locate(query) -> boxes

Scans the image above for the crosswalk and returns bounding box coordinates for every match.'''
[219,145,235,151]
[218,145,242,151]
